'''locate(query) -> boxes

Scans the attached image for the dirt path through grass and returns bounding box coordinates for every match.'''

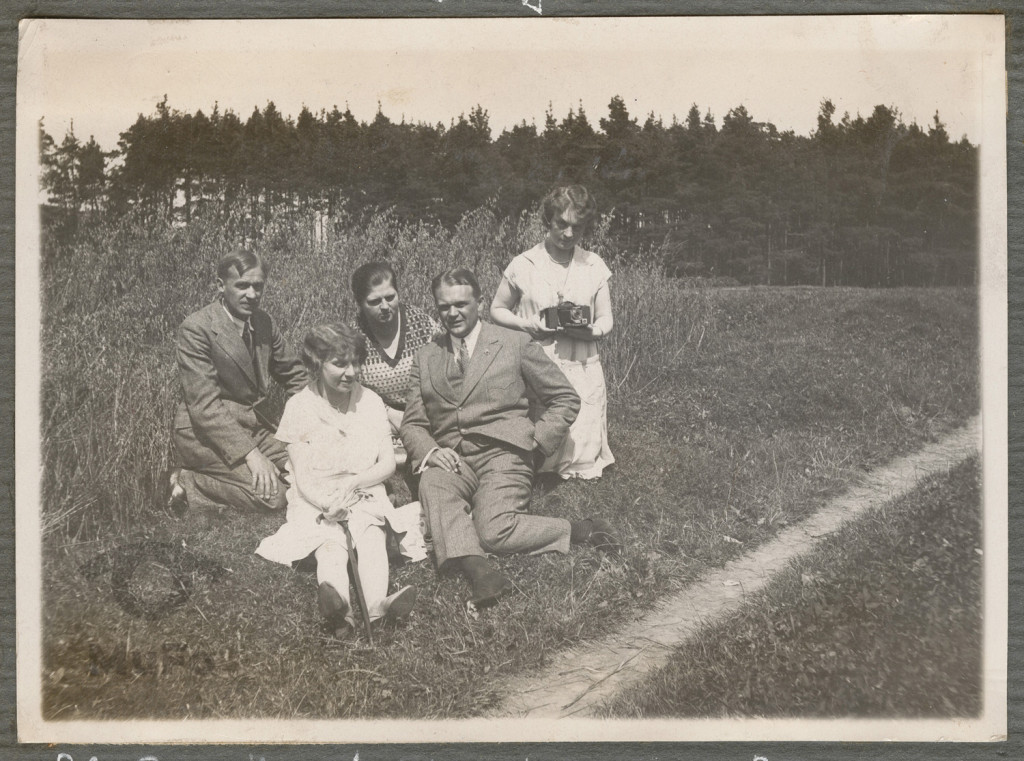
[487,416,982,718]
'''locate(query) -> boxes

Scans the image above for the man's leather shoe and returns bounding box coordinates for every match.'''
[166,469,188,516]
[586,517,623,555]
[462,556,512,608]
[471,568,512,607]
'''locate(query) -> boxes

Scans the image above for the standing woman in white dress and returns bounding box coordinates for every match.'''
[256,323,417,639]
[490,185,615,480]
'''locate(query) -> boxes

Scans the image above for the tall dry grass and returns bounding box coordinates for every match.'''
[40,203,714,538]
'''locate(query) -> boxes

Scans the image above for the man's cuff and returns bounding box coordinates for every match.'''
[225,442,259,468]
[415,446,440,474]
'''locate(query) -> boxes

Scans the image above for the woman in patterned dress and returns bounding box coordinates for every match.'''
[490,185,615,480]
[351,263,441,489]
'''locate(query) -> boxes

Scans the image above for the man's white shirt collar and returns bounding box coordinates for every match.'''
[450,319,483,358]
[222,303,251,336]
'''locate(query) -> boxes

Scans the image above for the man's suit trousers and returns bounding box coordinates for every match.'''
[419,437,571,568]
[174,423,288,512]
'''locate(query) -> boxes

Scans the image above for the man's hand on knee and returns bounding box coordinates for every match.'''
[425,447,462,473]
[245,448,281,501]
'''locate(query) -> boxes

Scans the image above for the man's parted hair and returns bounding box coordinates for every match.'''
[216,248,268,281]
[299,322,368,377]
[431,266,481,299]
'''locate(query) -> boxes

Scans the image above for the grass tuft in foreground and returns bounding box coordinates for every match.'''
[603,457,983,718]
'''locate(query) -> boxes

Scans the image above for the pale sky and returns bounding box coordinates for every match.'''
[22,15,1001,151]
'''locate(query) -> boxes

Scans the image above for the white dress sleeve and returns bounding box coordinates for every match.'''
[274,388,314,445]
[592,253,612,286]
[503,254,525,294]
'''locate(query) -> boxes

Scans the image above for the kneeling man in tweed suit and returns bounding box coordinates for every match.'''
[400,267,621,607]
[169,248,307,513]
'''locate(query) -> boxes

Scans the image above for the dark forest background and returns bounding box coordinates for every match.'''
[38,95,977,286]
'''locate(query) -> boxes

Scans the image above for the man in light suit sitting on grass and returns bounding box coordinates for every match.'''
[400,267,621,608]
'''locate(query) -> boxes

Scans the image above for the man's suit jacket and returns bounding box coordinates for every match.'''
[400,321,581,470]
[173,300,307,468]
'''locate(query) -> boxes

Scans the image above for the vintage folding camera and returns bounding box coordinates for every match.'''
[541,302,591,329]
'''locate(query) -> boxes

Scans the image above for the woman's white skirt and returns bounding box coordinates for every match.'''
[256,490,427,565]
[540,356,615,480]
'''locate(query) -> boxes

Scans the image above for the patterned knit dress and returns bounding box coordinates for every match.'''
[356,303,441,414]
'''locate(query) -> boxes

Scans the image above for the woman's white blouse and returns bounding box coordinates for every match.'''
[275,384,390,516]
[502,242,612,363]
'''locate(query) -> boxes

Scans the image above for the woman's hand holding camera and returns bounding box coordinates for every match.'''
[523,315,558,341]
[561,324,598,341]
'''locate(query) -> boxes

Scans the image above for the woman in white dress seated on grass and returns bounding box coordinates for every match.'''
[256,323,419,640]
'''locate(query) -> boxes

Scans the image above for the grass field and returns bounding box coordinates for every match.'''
[37,208,979,720]
[603,457,983,718]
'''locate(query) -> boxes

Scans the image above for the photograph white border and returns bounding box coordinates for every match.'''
[14,14,1008,744]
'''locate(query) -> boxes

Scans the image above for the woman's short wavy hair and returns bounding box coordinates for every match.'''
[300,322,368,377]
[541,185,598,236]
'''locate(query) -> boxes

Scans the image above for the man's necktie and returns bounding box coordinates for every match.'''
[242,321,255,357]
[243,321,260,385]
[457,339,469,376]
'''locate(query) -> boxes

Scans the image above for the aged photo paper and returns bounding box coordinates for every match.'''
[15,14,1008,744]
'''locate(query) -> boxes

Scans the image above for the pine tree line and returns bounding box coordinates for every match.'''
[39,95,977,286]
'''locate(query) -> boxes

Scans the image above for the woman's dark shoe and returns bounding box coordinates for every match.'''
[380,585,418,621]
[317,582,355,639]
